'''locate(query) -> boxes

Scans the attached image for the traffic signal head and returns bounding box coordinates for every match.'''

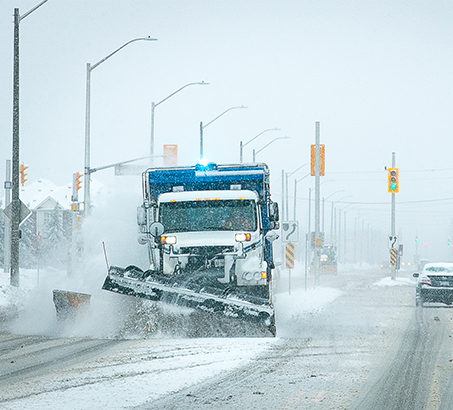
[75,172,82,191]
[448,238,451,246]
[387,168,399,193]
[20,163,28,186]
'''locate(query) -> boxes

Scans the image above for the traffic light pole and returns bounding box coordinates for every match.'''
[391,152,396,280]
[10,2,49,287]
[11,8,20,287]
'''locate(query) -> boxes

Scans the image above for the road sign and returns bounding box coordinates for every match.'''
[282,221,299,243]
[285,242,295,269]
[388,235,399,249]
[3,200,31,225]
[310,231,325,249]
[310,144,325,176]
[390,248,397,266]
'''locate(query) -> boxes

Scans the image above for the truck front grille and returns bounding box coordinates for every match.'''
[179,246,234,257]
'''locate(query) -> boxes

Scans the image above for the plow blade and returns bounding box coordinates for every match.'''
[102,266,274,333]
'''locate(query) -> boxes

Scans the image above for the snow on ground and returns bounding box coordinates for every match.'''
[0,265,347,409]
[372,276,415,287]
[3,337,277,410]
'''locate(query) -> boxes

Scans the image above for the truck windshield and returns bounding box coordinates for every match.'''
[159,199,257,233]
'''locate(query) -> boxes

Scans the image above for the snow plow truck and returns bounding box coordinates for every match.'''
[102,162,280,335]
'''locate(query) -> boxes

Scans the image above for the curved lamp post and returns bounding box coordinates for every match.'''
[240,128,280,163]
[150,81,209,165]
[252,136,290,162]
[200,105,247,160]
[84,36,157,216]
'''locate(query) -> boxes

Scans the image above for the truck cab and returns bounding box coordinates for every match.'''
[138,162,279,299]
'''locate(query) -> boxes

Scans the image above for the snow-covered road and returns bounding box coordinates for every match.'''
[0,266,422,409]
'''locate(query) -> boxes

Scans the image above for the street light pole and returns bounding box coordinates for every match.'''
[323,190,345,242]
[84,36,157,216]
[253,136,290,162]
[331,195,352,244]
[286,163,309,220]
[240,128,280,163]
[293,172,310,221]
[150,81,209,165]
[200,106,247,161]
[10,0,49,287]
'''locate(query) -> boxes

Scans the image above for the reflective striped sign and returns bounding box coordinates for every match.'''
[286,243,295,269]
[390,248,397,265]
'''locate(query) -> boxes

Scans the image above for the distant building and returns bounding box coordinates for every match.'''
[20,179,72,237]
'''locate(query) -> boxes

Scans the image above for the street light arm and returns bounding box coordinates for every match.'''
[90,156,149,174]
[288,163,309,178]
[255,136,290,155]
[91,37,157,70]
[324,190,346,201]
[296,172,311,183]
[20,0,49,21]
[243,127,280,148]
[155,81,209,108]
[203,105,247,129]
[334,195,353,205]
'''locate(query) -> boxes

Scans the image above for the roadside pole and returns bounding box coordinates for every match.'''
[388,152,398,280]
[312,122,323,286]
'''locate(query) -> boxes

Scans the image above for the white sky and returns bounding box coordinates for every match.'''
[1,0,453,261]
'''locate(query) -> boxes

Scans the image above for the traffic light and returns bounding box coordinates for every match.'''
[415,235,418,243]
[75,172,82,191]
[20,163,28,186]
[448,238,451,246]
[387,168,399,193]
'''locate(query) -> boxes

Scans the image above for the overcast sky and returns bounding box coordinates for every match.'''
[1,0,453,261]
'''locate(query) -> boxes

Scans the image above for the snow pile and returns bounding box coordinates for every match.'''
[372,276,415,287]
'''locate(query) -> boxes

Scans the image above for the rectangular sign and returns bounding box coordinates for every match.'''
[285,242,295,269]
[163,144,178,167]
[310,144,325,176]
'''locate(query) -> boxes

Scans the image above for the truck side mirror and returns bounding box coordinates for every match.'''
[265,231,279,242]
[137,205,147,226]
[269,202,279,222]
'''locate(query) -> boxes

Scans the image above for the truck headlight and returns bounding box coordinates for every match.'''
[160,236,177,245]
[235,233,251,242]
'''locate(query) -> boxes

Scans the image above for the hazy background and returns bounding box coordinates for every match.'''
[1,0,453,263]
